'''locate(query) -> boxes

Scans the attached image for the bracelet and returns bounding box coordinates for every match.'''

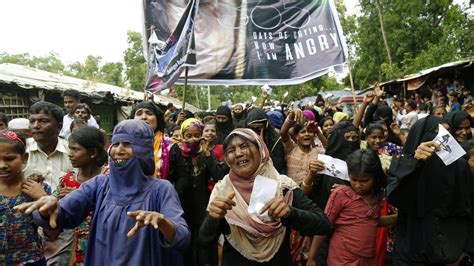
[301,180,313,187]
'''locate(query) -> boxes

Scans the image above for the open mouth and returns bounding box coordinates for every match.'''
[0,171,10,178]
[114,159,129,165]
[236,159,249,166]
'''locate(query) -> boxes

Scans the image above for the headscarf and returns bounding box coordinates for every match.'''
[129,101,170,178]
[209,128,298,262]
[374,104,394,125]
[387,115,472,262]
[216,106,235,144]
[325,121,360,160]
[266,111,284,130]
[180,118,204,157]
[232,103,245,119]
[246,108,286,173]
[109,120,154,196]
[333,112,349,123]
[303,109,315,122]
[246,108,280,151]
[444,110,471,139]
[129,101,165,132]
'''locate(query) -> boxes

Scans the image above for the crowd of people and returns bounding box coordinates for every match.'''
[0,78,473,266]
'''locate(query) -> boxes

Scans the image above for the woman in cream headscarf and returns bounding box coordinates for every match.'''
[198,128,330,265]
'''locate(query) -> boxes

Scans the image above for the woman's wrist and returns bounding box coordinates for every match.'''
[301,179,313,187]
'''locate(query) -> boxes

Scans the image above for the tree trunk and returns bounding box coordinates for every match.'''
[375,0,393,66]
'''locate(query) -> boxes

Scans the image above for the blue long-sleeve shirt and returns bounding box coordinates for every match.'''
[34,174,191,266]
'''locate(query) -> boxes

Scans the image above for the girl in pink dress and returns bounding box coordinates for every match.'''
[307,149,397,266]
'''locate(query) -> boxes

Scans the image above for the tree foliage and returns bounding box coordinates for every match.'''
[346,0,473,90]
[123,31,147,92]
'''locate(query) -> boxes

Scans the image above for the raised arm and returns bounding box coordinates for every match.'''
[353,91,376,128]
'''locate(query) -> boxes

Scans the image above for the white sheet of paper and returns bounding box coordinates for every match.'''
[248,175,278,222]
[434,124,466,166]
[317,154,350,181]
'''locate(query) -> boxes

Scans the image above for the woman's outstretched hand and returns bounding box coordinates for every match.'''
[127,210,165,238]
[208,192,236,220]
[14,195,59,229]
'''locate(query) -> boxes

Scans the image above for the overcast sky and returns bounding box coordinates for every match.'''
[0,0,468,65]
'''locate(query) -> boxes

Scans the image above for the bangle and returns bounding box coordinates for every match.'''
[301,180,313,187]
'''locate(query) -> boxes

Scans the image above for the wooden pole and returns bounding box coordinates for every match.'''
[347,59,358,113]
[375,0,393,66]
[182,67,189,111]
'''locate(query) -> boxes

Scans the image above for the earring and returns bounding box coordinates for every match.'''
[91,155,95,158]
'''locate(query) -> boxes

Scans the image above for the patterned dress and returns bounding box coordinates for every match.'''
[59,172,93,265]
[0,185,51,265]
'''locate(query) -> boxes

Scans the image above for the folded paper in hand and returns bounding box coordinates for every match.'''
[317,154,350,181]
[434,124,466,166]
[248,175,278,222]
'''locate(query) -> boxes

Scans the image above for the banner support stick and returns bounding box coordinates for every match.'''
[182,67,189,111]
[347,59,358,114]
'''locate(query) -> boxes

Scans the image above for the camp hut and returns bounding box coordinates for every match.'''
[0,63,143,133]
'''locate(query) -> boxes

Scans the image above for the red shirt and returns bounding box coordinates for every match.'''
[325,186,382,265]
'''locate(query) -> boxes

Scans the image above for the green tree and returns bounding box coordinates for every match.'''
[124,31,147,91]
[347,0,473,89]
[0,52,65,73]
[100,62,125,87]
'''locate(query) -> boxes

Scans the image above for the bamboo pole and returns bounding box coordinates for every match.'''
[347,59,358,113]
[375,0,392,66]
[182,67,189,111]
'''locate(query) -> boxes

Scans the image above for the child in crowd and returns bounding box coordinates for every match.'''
[202,122,224,162]
[57,127,107,265]
[169,118,225,266]
[361,123,394,173]
[0,130,51,265]
[15,120,190,265]
[307,149,397,265]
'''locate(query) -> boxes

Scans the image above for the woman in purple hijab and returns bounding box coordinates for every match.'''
[15,120,191,266]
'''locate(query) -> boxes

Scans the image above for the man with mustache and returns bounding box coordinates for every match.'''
[23,101,74,265]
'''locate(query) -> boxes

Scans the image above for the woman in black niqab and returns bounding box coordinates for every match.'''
[325,121,360,161]
[245,108,286,174]
[387,115,474,265]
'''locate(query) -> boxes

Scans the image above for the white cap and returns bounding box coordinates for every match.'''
[8,118,30,130]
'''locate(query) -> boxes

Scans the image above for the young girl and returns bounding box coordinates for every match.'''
[58,127,107,265]
[169,118,225,266]
[361,123,394,173]
[307,149,397,266]
[280,109,326,265]
[202,122,224,162]
[0,130,50,265]
[15,120,190,265]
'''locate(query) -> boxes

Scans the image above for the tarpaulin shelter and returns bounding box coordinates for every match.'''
[361,58,474,95]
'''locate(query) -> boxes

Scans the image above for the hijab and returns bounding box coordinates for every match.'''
[246,108,281,152]
[129,101,170,178]
[209,128,298,262]
[129,101,165,132]
[180,118,204,157]
[374,104,394,125]
[387,115,472,262]
[266,111,284,130]
[109,120,155,196]
[325,121,360,160]
[303,109,315,122]
[444,110,471,139]
[389,115,471,217]
[216,106,234,144]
